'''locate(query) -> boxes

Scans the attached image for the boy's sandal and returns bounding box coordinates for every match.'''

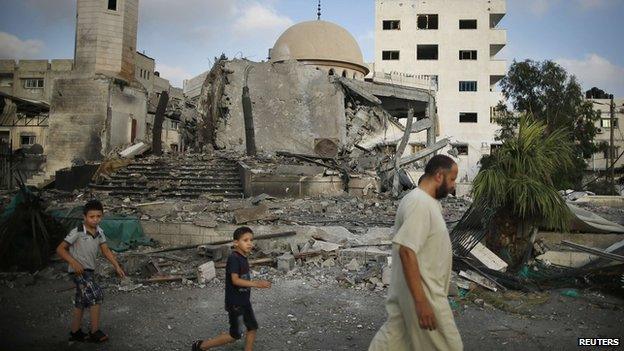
[69,329,88,342]
[191,340,203,351]
[89,330,109,343]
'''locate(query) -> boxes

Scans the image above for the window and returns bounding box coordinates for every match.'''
[108,0,117,11]
[490,106,503,123]
[603,146,620,159]
[459,112,478,123]
[342,70,347,78]
[329,69,335,76]
[382,51,400,60]
[459,20,477,29]
[600,118,618,128]
[0,73,13,87]
[459,81,477,92]
[23,78,44,89]
[459,50,477,60]
[417,45,438,60]
[20,135,36,146]
[383,20,401,30]
[453,144,469,156]
[417,14,438,29]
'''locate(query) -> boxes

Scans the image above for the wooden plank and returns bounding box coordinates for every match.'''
[459,269,498,292]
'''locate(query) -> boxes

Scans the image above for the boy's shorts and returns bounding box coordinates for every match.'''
[72,270,103,309]
[226,304,258,339]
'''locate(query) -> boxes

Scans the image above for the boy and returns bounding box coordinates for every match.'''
[192,226,272,351]
[56,199,125,343]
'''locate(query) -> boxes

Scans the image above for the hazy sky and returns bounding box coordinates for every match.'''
[0,0,622,95]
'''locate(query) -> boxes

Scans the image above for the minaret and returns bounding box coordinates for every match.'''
[74,0,138,81]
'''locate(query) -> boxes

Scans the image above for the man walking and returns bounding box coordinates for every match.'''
[369,154,463,351]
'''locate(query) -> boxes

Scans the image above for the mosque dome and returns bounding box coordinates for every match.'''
[270,20,369,79]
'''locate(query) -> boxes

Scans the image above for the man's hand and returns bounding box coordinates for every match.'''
[115,266,126,278]
[415,300,437,330]
[254,280,272,289]
[70,261,84,275]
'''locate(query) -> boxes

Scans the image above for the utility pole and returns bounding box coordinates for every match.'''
[609,94,616,194]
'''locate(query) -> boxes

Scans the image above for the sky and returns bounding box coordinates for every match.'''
[0,0,622,96]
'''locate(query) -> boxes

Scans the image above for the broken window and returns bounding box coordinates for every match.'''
[382,51,400,60]
[459,50,477,60]
[417,14,438,29]
[108,0,117,11]
[383,20,401,30]
[0,73,13,87]
[20,134,36,146]
[459,112,478,123]
[417,45,438,60]
[453,144,469,155]
[23,78,44,89]
[600,118,618,128]
[459,19,477,29]
[329,69,335,76]
[459,81,477,92]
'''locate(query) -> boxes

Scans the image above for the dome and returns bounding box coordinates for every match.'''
[270,20,369,75]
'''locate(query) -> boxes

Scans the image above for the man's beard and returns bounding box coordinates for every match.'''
[435,178,453,199]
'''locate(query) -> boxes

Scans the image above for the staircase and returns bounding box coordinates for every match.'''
[90,156,244,199]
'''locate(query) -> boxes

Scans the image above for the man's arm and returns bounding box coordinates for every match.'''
[100,243,125,278]
[56,241,84,275]
[231,273,271,289]
[399,245,437,330]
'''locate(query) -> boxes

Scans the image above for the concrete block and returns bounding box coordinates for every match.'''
[140,221,160,237]
[197,261,216,284]
[277,253,295,272]
[339,247,391,264]
[158,222,181,235]
[198,244,231,262]
[179,223,200,236]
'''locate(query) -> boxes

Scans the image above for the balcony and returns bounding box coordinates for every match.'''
[488,0,506,15]
[489,60,507,77]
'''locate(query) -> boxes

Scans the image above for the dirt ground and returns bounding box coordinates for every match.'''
[1,268,622,351]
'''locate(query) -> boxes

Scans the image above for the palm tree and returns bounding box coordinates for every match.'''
[472,116,574,268]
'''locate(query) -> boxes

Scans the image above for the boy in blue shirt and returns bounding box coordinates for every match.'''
[192,226,272,351]
[56,200,125,343]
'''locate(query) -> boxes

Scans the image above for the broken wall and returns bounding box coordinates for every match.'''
[108,84,148,147]
[199,59,346,156]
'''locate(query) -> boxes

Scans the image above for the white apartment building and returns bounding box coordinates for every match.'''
[374,0,507,181]
[588,98,624,171]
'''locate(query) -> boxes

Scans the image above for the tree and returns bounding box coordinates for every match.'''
[472,116,573,268]
[496,60,600,189]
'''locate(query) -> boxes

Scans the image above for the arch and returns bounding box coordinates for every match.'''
[342,70,347,78]
[328,68,335,76]
[352,72,356,79]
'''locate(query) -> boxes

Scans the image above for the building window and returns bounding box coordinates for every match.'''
[329,69,335,76]
[20,135,36,146]
[459,81,477,92]
[383,20,401,30]
[490,106,504,123]
[453,144,469,156]
[417,45,438,60]
[459,112,478,123]
[382,51,400,60]
[417,14,438,29]
[600,118,618,128]
[108,0,117,11]
[0,73,13,87]
[603,146,620,159]
[459,19,477,29]
[23,78,44,89]
[459,50,477,60]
